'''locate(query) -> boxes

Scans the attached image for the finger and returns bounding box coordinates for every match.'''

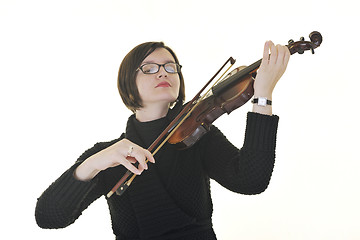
[261,41,271,65]
[131,149,148,170]
[269,42,277,65]
[283,46,291,66]
[121,159,143,175]
[143,149,155,164]
[126,156,137,164]
[129,148,155,164]
[276,45,287,64]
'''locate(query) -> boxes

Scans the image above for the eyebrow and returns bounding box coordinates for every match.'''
[141,60,175,65]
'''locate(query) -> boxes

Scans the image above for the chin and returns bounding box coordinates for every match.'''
[158,93,178,104]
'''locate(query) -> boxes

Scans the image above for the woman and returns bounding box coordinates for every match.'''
[35,41,290,239]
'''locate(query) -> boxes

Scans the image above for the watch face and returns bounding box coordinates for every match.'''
[258,97,267,106]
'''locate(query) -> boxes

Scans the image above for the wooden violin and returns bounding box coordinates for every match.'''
[107,31,322,198]
[168,31,322,149]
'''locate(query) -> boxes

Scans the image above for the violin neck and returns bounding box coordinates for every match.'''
[212,58,262,96]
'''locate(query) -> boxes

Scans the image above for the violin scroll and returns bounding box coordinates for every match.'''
[287,31,322,55]
[309,31,322,47]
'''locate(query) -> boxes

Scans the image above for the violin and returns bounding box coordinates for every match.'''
[107,31,322,198]
[169,31,322,149]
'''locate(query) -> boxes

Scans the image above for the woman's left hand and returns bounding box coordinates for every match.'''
[254,40,290,98]
[251,41,290,115]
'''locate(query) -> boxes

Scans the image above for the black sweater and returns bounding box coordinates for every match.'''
[35,111,279,239]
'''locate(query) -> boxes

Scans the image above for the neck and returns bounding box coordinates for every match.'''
[135,102,170,122]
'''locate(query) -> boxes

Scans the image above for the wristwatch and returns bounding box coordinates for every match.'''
[252,97,272,106]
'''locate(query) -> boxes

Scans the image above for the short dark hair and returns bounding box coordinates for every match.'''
[117,42,185,112]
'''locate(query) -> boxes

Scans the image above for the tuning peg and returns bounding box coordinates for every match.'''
[311,47,315,54]
[288,39,294,44]
[300,37,305,41]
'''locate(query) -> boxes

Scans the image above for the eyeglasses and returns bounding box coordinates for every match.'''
[137,63,182,74]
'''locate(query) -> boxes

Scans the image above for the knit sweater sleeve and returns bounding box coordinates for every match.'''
[200,112,279,194]
[35,138,121,229]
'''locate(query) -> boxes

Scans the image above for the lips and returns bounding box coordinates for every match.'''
[155,81,171,88]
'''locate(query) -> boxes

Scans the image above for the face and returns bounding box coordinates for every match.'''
[135,48,180,108]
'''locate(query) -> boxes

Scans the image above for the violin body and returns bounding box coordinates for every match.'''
[168,69,255,149]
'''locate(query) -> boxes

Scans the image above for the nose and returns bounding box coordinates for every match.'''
[157,65,168,78]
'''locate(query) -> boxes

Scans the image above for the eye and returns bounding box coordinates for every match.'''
[141,64,158,74]
[165,63,176,73]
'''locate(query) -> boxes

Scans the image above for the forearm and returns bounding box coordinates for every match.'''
[203,113,279,194]
[35,165,101,229]
[35,141,117,229]
[74,155,101,181]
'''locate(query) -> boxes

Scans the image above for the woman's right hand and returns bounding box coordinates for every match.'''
[74,139,155,181]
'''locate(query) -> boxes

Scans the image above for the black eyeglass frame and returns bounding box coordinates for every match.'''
[136,63,182,74]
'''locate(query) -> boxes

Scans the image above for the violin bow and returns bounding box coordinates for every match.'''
[107,57,236,198]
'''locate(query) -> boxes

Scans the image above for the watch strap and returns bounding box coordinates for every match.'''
[251,97,272,106]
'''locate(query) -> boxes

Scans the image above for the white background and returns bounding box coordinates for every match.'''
[1,0,359,239]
